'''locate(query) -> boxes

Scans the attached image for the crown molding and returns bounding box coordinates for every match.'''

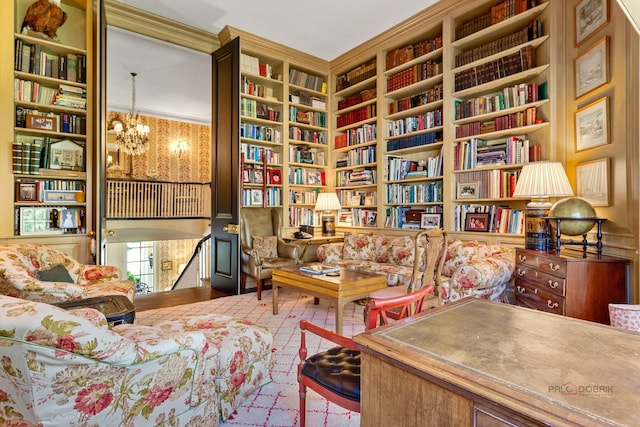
[104,0,220,53]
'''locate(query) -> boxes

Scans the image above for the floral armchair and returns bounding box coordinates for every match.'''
[438,239,515,304]
[0,243,135,303]
[0,294,275,425]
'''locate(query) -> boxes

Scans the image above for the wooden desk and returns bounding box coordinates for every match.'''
[354,299,640,426]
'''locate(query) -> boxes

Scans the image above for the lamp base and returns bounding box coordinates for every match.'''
[524,200,552,252]
[321,214,335,236]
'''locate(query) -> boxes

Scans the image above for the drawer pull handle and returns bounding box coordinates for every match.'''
[516,286,526,294]
[548,280,559,289]
[517,269,526,277]
[549,263,560,271]
[518,254,527,262]
[547,300,559,309]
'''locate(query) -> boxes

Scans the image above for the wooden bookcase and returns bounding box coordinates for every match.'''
[0,0,96,260]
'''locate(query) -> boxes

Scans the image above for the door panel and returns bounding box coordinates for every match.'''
[210,38,240,294]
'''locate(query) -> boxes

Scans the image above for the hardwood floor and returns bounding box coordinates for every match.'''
[134,287,230,312]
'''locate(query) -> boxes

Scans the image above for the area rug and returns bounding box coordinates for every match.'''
[136,289,364,427]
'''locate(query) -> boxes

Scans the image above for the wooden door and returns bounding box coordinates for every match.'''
[210,37,240,294]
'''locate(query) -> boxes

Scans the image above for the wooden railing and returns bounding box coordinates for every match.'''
[106,179,211,219]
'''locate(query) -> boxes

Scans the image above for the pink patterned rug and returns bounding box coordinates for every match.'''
[136,289,364,426]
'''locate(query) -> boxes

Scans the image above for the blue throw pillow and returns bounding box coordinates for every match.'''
[36,264,74,283]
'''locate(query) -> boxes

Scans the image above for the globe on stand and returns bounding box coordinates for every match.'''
[548,197,597,236]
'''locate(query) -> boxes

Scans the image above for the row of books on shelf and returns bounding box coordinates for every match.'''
[242,187,281,207]
[455,18,543,68]
[386,60,443,93]
[455,168,520,199]
[336,104,377,128]
[13,138,84,174]
[386,131,442,152]
[455,107,540,138]
[242,166,282,186]
[386,181,443,205]
[384,205,442,229]
[289,146,325,165]
[385,35,443,70]
[241,143,281,164]
[455,0,539,40]
[335,145,376,168]
[454,136,539,170]
[288,207,320,227]
[15,80,87,110]
[16,108,86,135]
[240,123,281,143]
[386,108,443,137]
[289,92,326,110]
[290,107,326,127]
[453,204,524,234]
[336,190,377,207]
[454,81,546,120]
[289,190,318,205]
[289,168,326,186]
[334,123,377,149]
[15,179,84,204]
[387,84,444,115]
[385,152,443,181]
[338,209,377,227]
[14,39,86,84]
[337,88,376,111]
[288,68,326,93]
[241,98,281,122]
[240,53,280,80]
[241,75,277,100]
[336,168,376,187]
[454,46,537,93]
[335,59,376,92]
[15,205,86,236]
[289,127,326,144]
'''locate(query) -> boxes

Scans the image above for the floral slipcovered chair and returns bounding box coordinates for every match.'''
[438,239,515,304]
[0,243,135,303]
[0,294,275,425]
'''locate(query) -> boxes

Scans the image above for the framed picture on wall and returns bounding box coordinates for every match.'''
[575,97,609,152]
[574,36,608,98]
[576,158,610,206]
[575,0,609,46]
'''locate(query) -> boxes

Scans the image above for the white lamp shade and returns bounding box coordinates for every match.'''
[314,192,341,211]
[512,162,574,198]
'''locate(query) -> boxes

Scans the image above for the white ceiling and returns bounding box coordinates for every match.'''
[106,0,440,124]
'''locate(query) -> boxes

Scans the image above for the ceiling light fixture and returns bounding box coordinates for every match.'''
[113,72,150,156]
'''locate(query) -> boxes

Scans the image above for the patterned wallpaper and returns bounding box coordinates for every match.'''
[107,111,211,182]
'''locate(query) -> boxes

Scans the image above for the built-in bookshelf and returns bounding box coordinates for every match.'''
[287,65,328,228]
[382,29,446,230]
[11,0,92,238]
[449,0,550,235]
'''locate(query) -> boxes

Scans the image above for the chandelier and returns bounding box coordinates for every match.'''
[113,72,150,156]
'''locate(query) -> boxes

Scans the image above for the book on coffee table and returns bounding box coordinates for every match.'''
[299,264,340,275]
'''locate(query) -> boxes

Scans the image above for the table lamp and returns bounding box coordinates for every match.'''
[512,161,574,251]
[315,192,342,236]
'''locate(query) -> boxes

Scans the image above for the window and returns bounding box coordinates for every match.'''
[126,241,154,292]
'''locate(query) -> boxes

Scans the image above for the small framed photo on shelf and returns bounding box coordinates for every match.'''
[25,114,57,131]
[420,213,441,229]
[268,169,282,185]
[43,190,78,203]
[575,0,609,46]
[253,169,264,184]
[49,139,84,171]
[242,169,250,183]
[575,97,609,152]
[457,182,478,199]
[575,36,608,98]
[16,181,38,202]
[251,189,263,206]
[576,157,610,206]
[465,213,490,232]
[58,209,78,229]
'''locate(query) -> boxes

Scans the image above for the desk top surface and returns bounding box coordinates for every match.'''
[355,299,640,426]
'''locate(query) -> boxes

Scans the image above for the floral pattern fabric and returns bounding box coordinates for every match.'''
[0,243,135,303]
[609,304,640,332]
[251,235,278,258]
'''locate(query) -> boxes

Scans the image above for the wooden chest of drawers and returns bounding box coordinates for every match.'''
[514,248,627,324]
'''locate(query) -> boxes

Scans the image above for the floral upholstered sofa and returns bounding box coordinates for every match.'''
[0,243,135,303]
[0,294,274,426]
[438,239,515,304]
[317,233,427,287]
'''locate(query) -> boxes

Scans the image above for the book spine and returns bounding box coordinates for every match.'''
[12,142,23,174]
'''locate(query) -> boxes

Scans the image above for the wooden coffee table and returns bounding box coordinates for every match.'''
[272,265,387,335]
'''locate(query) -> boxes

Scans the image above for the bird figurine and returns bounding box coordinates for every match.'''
[21,0,67,39]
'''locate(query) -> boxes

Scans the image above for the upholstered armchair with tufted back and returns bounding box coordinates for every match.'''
[0,243,135,303]
[239,208,301,300]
